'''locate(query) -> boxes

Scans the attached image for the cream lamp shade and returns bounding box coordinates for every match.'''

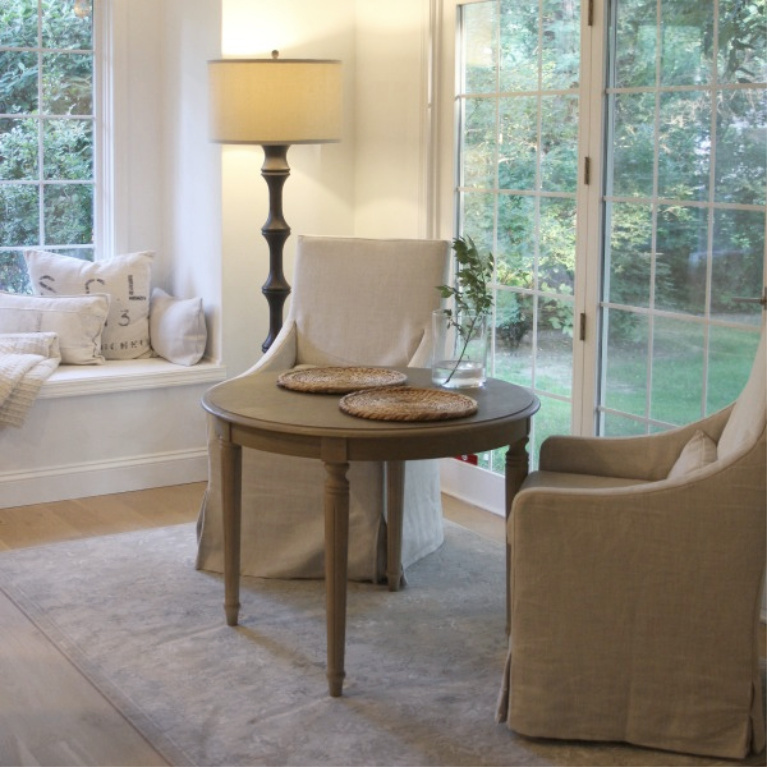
[208,58,343,145]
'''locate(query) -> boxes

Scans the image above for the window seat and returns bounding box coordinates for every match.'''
[40,357,227,399]
[1,357,227,509]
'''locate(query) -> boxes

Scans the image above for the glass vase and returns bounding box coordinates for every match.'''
[431,309,488,388]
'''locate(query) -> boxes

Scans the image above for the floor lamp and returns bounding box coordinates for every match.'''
[208,53,343,352]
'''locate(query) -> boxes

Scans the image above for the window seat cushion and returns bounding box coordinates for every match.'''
[39,357,226,399]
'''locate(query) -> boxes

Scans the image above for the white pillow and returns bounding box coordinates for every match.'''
[0,292,110,365]
[149,288,207,366]
[667,429,718,479]
[24,249,154,360]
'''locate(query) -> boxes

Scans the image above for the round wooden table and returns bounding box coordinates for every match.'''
[202,367,540,697]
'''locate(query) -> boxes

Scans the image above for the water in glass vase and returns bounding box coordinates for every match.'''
[432,359,486,388]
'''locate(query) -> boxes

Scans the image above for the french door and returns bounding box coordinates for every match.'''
[439,0,765,474]
[600,0,765,435]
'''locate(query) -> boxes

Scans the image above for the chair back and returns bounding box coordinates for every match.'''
[287,235,449,367]
[717,320,766,460]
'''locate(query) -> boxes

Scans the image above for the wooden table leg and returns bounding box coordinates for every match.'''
[385,460,405,591]
[505,428,530,636]
[324,460,350,697]
[220,433,243,627]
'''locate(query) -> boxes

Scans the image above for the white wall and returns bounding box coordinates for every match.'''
[352,0,433,239]
[159,0,223,360]
[219,0,357,376]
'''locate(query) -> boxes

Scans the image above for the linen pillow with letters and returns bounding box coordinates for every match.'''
[24,250,154,360]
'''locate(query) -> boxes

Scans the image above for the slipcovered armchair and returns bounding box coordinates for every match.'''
[196,235,449,582]
[497,324,766,760]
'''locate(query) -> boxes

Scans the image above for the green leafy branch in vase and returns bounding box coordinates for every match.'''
[436,236,494,384]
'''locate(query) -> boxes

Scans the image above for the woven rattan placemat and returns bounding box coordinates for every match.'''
[339,386,478,422]
[277,367,408,394]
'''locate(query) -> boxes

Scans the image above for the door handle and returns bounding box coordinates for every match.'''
[733,287,767,309]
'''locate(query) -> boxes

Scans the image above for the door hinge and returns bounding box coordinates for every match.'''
[584,156,591,185]
[579,312,587,341]
[588,0,594,26]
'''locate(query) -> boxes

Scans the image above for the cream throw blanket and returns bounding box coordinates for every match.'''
[0,332,61,428]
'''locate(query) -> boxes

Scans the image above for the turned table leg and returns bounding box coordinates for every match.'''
[385,460,405,591]
[220,434,243,627]
[324,460,350,697]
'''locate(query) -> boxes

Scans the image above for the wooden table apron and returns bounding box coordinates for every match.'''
[201,367,540,697]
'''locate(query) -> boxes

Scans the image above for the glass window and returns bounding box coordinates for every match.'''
[0,0,95,293]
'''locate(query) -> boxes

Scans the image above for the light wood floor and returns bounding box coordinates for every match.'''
[0,483,502,767]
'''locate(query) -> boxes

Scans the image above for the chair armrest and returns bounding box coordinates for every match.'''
[243,321,298,376]
[407,328,431,368]
[539,405,733,480]
[512,435,765,596]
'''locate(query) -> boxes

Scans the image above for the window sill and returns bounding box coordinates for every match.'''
[39,357,227,399]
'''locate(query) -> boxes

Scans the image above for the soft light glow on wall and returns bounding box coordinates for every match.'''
[221,0,300,55]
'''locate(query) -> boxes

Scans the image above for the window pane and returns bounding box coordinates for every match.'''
[0,50,38,114]
[613,0,657,88]
[602,309,649,418]
[495,288,533,352]
[655,204,707,315]
[611,92,655,198]
[494,291,534,381]
[540,94,578,192]
[43,183,93,245]
[536,298,574,397]
[0,250,31,293]
[462,1,497,93]
[718,0,767,85]
[462,97,496,189]
[660,0,713,86]
[0,118,39,180]
[42,0,92,50]
[528,394,571,467]
[42,52,93,115]
[499,96,537,190]
[707,326,761,412]
[0,184,39,246]
[605,202,653,308]
[460,191,495,255]
[658,91,710,201]
[602,412,648,436]
[538,197,575,291]
[44,118,93,180]
[650,317,704,424]
[499,0,539,92]
[541,0,580,90]
[0,0,38,48]
[715,88,767,206]
[711,208,765,322]
[497,194,535,276]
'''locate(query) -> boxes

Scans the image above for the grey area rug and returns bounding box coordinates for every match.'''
[0,522,763,767]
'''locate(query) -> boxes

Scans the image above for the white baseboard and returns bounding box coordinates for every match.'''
[0,449,208,509]
[439,457,505,517]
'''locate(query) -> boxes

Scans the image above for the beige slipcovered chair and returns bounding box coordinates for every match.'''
[497,323,766,760]
[196,235,449,582]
